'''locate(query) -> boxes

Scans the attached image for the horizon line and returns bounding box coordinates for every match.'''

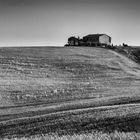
[0,45,64,48]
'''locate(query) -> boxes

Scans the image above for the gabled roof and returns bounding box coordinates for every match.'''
[83,34,111,38]
[68,36,78,41]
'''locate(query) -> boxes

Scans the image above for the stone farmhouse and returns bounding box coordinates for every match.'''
[66,34,111,47]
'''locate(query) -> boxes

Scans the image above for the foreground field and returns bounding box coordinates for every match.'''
[5,131,140,140]
[0,46,140,138]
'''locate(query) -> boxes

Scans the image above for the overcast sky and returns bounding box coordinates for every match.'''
[0,0,140,46]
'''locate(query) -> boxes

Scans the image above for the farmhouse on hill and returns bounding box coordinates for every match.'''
[66,34,111,47]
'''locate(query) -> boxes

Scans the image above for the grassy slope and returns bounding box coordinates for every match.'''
[114,46,140,64]
[0,46,140,107]
[0,47,140,137]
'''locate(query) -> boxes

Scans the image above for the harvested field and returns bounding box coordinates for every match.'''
[0,46,140,138]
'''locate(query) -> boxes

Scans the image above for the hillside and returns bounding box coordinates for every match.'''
[113,46,140,64]
[0,46,140,137]
[1,46,140,106]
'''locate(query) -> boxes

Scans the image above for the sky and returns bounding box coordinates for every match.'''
[0,0,140,46]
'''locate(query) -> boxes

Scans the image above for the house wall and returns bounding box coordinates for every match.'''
[68,40,79,46]
[83,37,99,46]
[99,35,111,45]
[68,41,74,46]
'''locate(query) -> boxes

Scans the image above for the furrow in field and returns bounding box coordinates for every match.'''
[1,102,140,137]
[0,95,140,122]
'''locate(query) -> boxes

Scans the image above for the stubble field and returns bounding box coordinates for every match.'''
[0,46,140,139]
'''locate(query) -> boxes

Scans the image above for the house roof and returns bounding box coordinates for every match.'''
[83,34,111,38]
[68,36,79,41]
